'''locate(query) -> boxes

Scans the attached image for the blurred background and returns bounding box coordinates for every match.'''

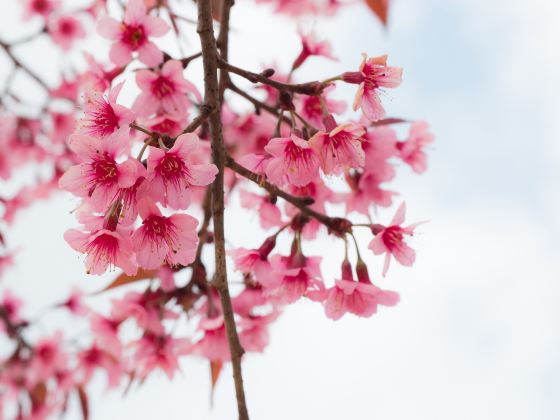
[1,0,559,419]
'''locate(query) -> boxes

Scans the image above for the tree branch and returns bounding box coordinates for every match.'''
[218,58,325,95]
[196,1,250,419]
[225,155,352,234]
[0,40,50,91]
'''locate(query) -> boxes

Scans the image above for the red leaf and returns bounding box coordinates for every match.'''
[94,268,157,294]
[364,0,390,26]
[371,117,407,126]
[210,360,223,405]
[77,386,89,420]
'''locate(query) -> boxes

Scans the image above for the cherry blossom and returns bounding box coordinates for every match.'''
[80,82,135,139]
[309,116,366,175]
[97,0,170,66]
[132,199,199,269]
[264,134,321,187]
[343,54,403,121]
[133,59,201,118]
[368,202,424,276]
[397,121,434,173]
[145,133,218,209]
[47,15,86,51]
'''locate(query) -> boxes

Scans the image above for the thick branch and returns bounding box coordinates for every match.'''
[225,156,352,234]
[196,1,249,419]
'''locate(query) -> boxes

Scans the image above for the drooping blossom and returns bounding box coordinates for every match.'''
[58,132,140,211]
[238,311,279,353]
[90,314,123,356]
[64,223,137,276]
[27,332,69,386]
[78,344,123,387]
[97,0,170,67]
[309,116,366,175]
[132,199,198,269]
[322,259,399,320]
[191,316,231,362]
[110,290,176,335]
[397,121,434,173]
[145,133,218,209]
[267,248,324,303]
[80,82,135,139]
[264,134,320,187]
[229,235,278,285]
[0,290,23,331]
[238,189,283,230]
[131,334,189,379]
[292,30,335,70]
[133,60,201,118]
[368,202,423,276]
[343,54,403,121]
[47,15,86,51]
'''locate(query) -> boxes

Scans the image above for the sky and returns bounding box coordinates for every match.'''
[1,0,560,419]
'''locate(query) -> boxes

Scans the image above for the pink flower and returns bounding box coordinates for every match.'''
[82,53,123,92]
[64,225,137,276]
[80,82,135,139]
[78,344,123,387]
[47,15,85,51]
[27,332,69,386]
[368,202,423,276]
[268,253,324,304]
[228,236,277,285]
[145,113,188,137]
[133,60,200,118]
[397,122,434,173]
[323,260,399,320]
[145,133,218,209]
[264,134,320,187]
[58,133,139,211]
[132,199,198,269]
[97,0,170,67]
[238,189,283,230]
[297,86,346,129]
[90,314,122,356]
[49,111,76,144]
[132,334,189,379]
[309,117,365,175]
[344,54,403,121]
[191,316,231,361]
[238,312,279,353]
[292,30,335,70]
[61,289,88,316]
[23,0,60,20]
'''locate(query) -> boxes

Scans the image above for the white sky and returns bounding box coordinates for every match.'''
[1,0,559,419]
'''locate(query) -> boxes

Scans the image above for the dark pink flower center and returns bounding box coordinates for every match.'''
[91,156,118,185]
[32,0,50,13]
[151,76,175,99]
[85,233,119,271]
[37,343,56,363]
[83,347,102,365]
[142,215,180,253]
[59,20,75,35]
[156,154,190,187]
[382,226,404,249]
[85,99,120,137]
[151,118,180,135]
[121,24,146,50]
[284,141,315,168]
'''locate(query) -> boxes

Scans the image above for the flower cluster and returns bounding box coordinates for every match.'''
[0,0,433,418]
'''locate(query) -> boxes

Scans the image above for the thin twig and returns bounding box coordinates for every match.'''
[218,58,325,95]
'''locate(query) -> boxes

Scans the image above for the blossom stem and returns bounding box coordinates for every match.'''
[196,1,250,419]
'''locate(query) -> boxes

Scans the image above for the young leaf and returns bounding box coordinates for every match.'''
[364,0,390,26]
